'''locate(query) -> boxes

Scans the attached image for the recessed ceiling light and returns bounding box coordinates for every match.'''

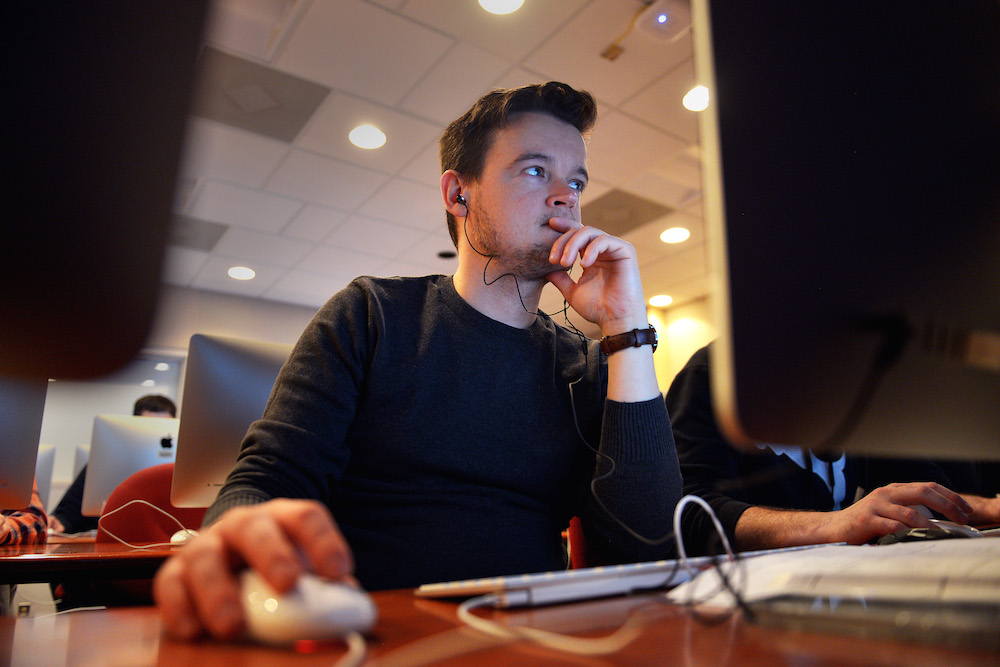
[141,379,156,387]
[650,294,673,308]
[683,85,709,112]
[660,227,691,244]
[479,0,524,15]
[349,124,386,149]
[155,362,170,372]
[228,266,256,280]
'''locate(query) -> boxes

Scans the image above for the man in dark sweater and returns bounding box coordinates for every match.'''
[666,345,998,555]
[156,82,682,641]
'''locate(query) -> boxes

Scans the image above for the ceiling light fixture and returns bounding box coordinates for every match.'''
[660,227,691,244]
[683,85,709,112]
[649,295,673,308]
[349,124,386,149]
[228,266,256,280]
[479,0,524,15]
[155,362,170,372]
[636,0,692,42]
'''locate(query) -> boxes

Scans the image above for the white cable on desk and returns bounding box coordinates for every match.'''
[456,593,646,656]
[336,631,367,667]
[96,499,186,549]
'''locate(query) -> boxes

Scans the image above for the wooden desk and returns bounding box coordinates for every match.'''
[0,539,176,585]
[2,589,997,666]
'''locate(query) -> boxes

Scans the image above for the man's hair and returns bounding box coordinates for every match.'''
[439,81,598,248]
[133,393,177,417]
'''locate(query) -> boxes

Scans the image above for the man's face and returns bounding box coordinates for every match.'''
[465,112,588,280]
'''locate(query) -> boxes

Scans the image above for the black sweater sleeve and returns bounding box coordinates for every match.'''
[664,346,750,555]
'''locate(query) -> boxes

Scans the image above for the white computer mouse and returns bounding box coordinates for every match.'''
[927,518,982,538]
[239,569,377,645]
[170,529,199,545]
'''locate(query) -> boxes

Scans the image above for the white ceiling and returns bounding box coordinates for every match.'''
[165,0,709,326]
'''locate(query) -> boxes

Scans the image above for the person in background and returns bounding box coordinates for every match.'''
[155,81,682,642]
[2,479,47,546]
[1,478,47,614]
[665,344,1000,555]
[48,394,177,535]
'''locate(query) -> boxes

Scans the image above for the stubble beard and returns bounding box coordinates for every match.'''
[469,204,565,282]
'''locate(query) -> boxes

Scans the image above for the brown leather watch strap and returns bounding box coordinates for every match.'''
[599,326,658,355]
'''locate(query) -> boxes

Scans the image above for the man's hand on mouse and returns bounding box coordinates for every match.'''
[154,498,354,641]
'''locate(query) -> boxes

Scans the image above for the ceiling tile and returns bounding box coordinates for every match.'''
[325,215,429,259]
[357,177,446,233]
[296,92,442,174]
[190,46,331,142]
[621,59,699,142]
[625,210,705,260]
[190,254,287,296]
[398,42,514,125]
[620,169,696,210]
[399,0,587,62]
[179,118,290,188]
[296,243,391,278]
[265,150,389,210]
[213,227,313,266]
[188,180,303,232]
[586,111,690,188]
[652,150,702,191]
[275,0,454,105]
[640,242,708,288]
[263,268,355,308]
[524,0,691,107]
[392,230,459,272]
[397,139,444,188]
[161,246,209,286]
[282,204,349,242]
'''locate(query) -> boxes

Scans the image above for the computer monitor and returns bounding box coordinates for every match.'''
[34,445,56,511]
[171,334,293,508]
[81,415,179,517]
[693,1,1000,460]
[0,376,48,508]
[4,3,208,381]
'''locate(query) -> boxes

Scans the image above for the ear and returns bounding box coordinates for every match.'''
[441,169,467,217]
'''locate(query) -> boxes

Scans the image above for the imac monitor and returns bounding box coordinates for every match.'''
[693,1,1000,459]
[34,445,56,511]
[4,3,208,381]
[171,334,293,508]
[81,415,179,517]
[0,376,48,508]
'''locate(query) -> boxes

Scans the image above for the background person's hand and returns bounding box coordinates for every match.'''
[822,481,973,544]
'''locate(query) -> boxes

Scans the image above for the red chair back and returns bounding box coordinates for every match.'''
[568,516,589,569]
[96,463,205,545]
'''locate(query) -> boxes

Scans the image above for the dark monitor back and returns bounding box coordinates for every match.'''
[4,2,207,380]
[693,1,1000,459]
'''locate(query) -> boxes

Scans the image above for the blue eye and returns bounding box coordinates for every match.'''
[526,166,544,177]
[570,179,585,192]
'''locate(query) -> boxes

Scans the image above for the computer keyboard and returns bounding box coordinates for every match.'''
[416,544,837,609]
[416,557,702,608]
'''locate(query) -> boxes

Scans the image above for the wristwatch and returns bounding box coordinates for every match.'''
[600,326,658,355]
